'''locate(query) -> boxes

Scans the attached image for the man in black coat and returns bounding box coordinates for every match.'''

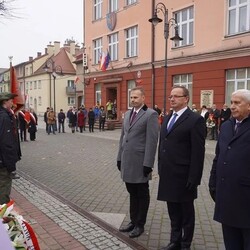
[209,89,250,250]
[158,86,206,250]
[219,103,231,129]
[210,104,220,140]
[0,92,21,204]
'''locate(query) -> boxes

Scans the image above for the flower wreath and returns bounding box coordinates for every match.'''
[0,200,40,250]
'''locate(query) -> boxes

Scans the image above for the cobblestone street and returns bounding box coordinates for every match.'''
[12,117,225,249]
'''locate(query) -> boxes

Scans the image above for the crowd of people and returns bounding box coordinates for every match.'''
[43,102,116,134]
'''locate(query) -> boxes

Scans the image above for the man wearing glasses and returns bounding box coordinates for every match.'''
[158,85,206,250]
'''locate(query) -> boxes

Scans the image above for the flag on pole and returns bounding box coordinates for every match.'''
[100,51,111,71]
[10,67,24,113]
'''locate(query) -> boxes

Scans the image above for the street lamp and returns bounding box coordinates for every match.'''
[149,2,183,114]
[43,58,63,113]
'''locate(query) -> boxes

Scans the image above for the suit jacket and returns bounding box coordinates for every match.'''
[158,108,206,202]
[117,105,159,183]
[209,116,250,228]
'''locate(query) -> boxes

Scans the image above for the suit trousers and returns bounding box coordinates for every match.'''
[167,200,195,248]
[125,182,150,228]
[222,224,250,250]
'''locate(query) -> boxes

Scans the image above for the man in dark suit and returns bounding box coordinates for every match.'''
[209,89,250,250]
[117,86,159,238]
[219,103,231,129]
[158,86,206,250]
[210,104,220,140]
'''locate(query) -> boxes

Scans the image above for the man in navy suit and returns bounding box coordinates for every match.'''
[158,85,206,250]
[209,89,250,250]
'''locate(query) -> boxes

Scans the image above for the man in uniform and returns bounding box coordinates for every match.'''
[0,92,21,204]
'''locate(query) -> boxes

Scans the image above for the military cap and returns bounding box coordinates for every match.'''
[0,92,18,102]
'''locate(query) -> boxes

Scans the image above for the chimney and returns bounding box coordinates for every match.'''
[37,52,41,57]
[54,41,60,55]
[70,42,76,56]
[29,57,33,61]
[47,44,54,56]
[45,48,48,54]
[75,45,80,55]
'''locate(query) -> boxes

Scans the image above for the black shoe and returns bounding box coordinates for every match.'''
[128,226,144,238]
[161,242,181,250]
[119,222,135,232]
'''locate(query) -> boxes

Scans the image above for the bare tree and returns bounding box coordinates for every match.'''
[0,0,19,19]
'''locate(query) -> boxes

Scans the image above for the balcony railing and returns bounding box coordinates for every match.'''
[66,86,75,95]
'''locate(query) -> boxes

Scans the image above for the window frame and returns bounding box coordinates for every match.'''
[126,0,137,6]
[108,32,119,61]
[93,0,103,20]
[109,0,118,12]
[227,0,250,35]
[125,26,138,58]
[93,38,103,65]
[174,6,194,47]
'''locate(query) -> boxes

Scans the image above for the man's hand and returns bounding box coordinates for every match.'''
[209,188,216,202]
[117,161,121,171]
[143,166,152,177]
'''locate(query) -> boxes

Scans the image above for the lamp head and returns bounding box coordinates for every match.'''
[170,26,183,42]
[149,13,163,26]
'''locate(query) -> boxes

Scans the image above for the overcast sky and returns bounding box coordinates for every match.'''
[0,0,83,68]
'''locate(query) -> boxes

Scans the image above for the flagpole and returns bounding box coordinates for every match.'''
[9,56,13,92]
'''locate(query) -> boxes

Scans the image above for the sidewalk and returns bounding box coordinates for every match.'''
[11,189,86,250]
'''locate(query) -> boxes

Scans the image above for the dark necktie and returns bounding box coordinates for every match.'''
[167,113,178,132]
[130,111,137,125]
[234,121,241,135]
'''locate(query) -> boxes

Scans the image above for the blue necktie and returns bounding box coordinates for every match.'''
[167,113,178,132]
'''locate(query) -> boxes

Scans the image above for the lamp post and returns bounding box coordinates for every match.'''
[43,58,63,113]
[149,2,183,114]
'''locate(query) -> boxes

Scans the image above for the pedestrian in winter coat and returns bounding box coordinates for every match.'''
[88,108,95,132]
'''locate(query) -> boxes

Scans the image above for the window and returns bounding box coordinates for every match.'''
[93,38,102,64]
[68,97,75,105]
[125,26,138,57]
[228,0,250,35]
[173,74,193,105]
[38,80,41,89]
[95,83,101,105]
[34,81,37,89]
[38,96,42,106]
[94,0,102,20]
[30,96,33,106]
[127,80,136,109]
[29,82,32,90]
[108,33,118,61]
[226,68,250,105]
[109,0,118,12]
[174,6,194,47]
[67,80,75,88]
[126,0,137,5]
